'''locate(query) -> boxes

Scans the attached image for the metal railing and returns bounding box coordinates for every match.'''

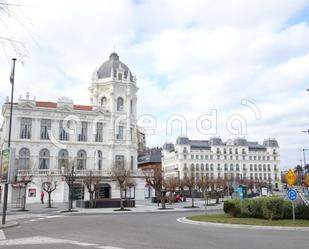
[17,169,145,178]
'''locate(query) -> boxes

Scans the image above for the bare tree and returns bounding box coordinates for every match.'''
[0,1,29,58]
[196,176,209,209]
[83,171,101,208]
[144,168,163,207]
[15,174,33,211]
[63,160,77,211]
[164,177,178,204]
[182,175,196,208]
[42,177,57,208]
[111,165,131,211]
[123,177,135,203]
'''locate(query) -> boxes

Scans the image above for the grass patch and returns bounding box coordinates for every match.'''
[188,214,309,227]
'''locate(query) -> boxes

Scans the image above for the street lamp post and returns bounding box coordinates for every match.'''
[174,167,181,197]
[2,58,16,225]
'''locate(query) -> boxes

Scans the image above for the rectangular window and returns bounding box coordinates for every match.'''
[116,125,124,140]
[40,119,51,140]
[59,120,69,141]
[95,122,103,142]
[115,155,125,168]
[130,128,133,141]
[20,118,32,139]
[130,100,133,114]
[78,122,87,141]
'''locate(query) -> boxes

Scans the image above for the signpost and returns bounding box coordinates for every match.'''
[287,188,297,223]
[285,170,298,223]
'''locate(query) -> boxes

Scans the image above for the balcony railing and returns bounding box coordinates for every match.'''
[17,169,144,179]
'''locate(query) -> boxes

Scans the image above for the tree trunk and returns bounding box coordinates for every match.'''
[161,194,166,209]
[48,192,51,208]
[22,182,28,211]
[204,190,207,215]
[120,186,124,210]
[191,188,195,207]
[156,190,160,207]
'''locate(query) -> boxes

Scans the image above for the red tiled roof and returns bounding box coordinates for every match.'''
[36,101,57,108]
[35,102,93,111]
[73,105,93,111]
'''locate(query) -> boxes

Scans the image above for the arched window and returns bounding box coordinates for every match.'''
[190,163,194,171]
[77,150,87,170]
[196,163,199,171]
[117,97,124,111]
[101,97,107,107]
[97,150,102,170]
[19,148,30,169]
[58,149,68,169]
[39,149,49,169]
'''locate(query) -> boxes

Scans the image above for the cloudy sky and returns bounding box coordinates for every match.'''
[1,0,309,169]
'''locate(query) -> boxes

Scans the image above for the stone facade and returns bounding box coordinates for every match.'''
[0,53,146,204]
[162,137,282,191]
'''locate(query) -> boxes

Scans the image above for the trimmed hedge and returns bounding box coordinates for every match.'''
[223,197,309,220]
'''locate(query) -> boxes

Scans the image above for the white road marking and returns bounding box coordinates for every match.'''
[0,236,68,246]
[0,230,6,240]
[0,235,125,248]
[96,247,125,249]
[45,215,64,219]
[70,241,97,246]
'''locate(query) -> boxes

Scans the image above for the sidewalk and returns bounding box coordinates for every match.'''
[0,199,223,219]
[67,199,223,215]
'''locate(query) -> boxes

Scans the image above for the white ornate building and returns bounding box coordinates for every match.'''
[0,52,145,204]
[162,137,282,191]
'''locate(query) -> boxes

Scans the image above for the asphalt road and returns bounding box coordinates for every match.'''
[1,211,308,249]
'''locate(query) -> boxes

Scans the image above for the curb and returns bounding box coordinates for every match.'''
[0,221,19,229]
[177,217,309,231]
[59,207,222,216]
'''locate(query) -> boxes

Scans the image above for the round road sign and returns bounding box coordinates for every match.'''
[287,188,297,201]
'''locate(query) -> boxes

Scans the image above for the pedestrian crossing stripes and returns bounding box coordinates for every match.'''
[0,230,6,240]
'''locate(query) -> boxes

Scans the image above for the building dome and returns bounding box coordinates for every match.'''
[97,52,133,82]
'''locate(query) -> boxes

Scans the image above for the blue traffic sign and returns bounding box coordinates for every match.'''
[307,189,309,197]
[287,188,297,201]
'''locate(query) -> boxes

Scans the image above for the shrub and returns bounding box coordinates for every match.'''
[295,204,309,220]
[249,198,264,218]
[261,197,284,220]
[240,199,251,218]
[282,200,292,219]
[223,200,241,217]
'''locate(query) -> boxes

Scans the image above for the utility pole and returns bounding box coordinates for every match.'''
[299,148,308,168]
[2,58,16,225]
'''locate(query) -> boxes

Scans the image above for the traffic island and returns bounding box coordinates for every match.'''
[187,214,309,227]
[0,220,19,229]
